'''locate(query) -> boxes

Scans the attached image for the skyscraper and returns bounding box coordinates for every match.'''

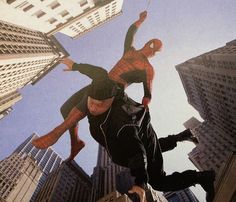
[0,91,21,120]
[214,152,236,202]
[176,40,236,175]
[92,145,167,202]
[164,188,199,202]
[0,153,42,202]
[35,161,92,202]
[97,191,132,202]
[1,0,123,38]
[13,133,63,201]
[91,145,125,201]
[0,20,68,118]
[176,40,236,132]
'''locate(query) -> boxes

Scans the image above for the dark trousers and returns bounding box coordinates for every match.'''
[141,113,198,192]
[60,86,89,118]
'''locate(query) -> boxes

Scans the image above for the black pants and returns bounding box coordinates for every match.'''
[60,86,90,118]
[140,113,198,192]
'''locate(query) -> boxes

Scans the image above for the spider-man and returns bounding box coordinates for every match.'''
[32,11,164,160]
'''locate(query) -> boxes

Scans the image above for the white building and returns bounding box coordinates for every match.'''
[13,133,64,201]
[0,153,42,202]
[0,20,68,118]
[0,91,22,119]
[1,0,123,38]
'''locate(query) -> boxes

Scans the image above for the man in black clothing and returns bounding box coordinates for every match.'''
[85,79,215,202]
[34,10,214,201]
[33,60,215,202]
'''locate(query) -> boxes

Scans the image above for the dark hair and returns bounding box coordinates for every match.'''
[88,78,117,100]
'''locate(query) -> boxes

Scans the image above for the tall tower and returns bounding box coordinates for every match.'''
[91,145,167,202]
[176,40,236,175]
[0,20,68,119]
[164,188,199,202]
[1,0,124,38]
[0,153,42,202]
[214,152,236,202]
[91,145,126,201]
[35,161,92,202]
[13,133,63,201]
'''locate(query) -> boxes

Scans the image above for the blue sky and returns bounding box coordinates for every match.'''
[1,0,236,201]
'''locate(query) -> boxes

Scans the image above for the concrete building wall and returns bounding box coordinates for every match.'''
[12,133,63,201]
[0,154,42,202]
[0,20,68,118]
[177,40,236,176]
[1,0,123,37]
[35,162,92,202]
[0,91,22,119]
[214,152,236,202]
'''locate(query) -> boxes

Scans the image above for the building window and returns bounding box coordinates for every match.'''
[23,4,34,11]
[49,1,61,9]
[60,10,69,17]
[66,17,73,22]
[79,0,88,7]
[7,0,16,4]
[48,18,57,24]
[34,10,46,18]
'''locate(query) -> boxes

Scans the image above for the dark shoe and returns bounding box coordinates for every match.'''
[199,170,215,202]
[176,129,199,144]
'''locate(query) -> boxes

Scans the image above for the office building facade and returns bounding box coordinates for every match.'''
[13,133,63,201]
[0,91,21,120]
[214,152,236,202]
[176,40,236,175]
[2,0,123,38]
[92,145,167,202]
[0,153,42,202]
[91,145,125,201]
[0,20,68,118]
[35,161,92,202]
[164,188,199,202]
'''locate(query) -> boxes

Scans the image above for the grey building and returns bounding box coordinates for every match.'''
[13,133,63,201]
[91,145,125,201]
[35,161,92,202]
[92,145,167,202]
[214,152,236,202]
[176,40,236,175]
[0,153,42,202]
[164,188,199,202]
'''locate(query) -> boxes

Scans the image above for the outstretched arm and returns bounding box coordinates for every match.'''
[123,11,147,54]
[142,64,154,107]
[60,58,108,80]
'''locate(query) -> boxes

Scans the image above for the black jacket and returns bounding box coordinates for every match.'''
[88,93,152,187]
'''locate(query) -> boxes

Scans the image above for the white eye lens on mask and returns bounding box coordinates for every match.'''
[149,42,154,49]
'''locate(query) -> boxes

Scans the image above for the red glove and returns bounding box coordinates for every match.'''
[142,97,151,108]
[139,11,147,22]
